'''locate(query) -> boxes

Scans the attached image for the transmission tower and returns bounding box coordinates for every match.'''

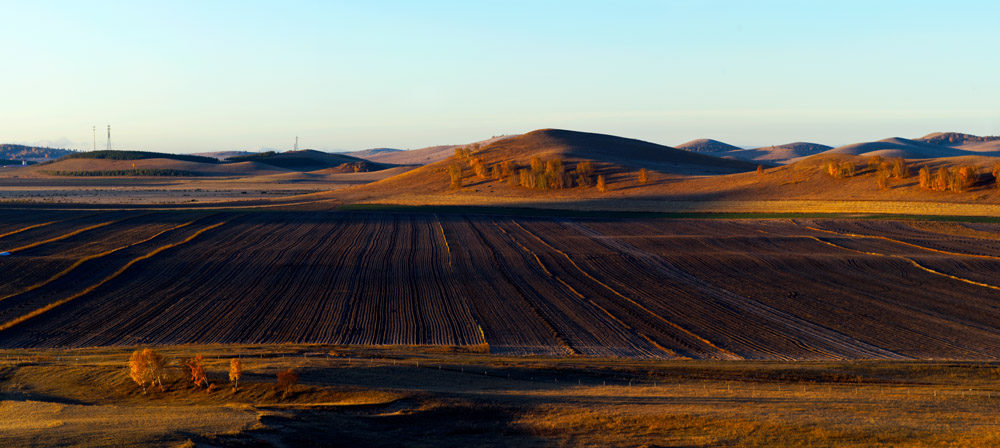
[294,136,299,151]
[106,125,111,151]
[92,126,96,151]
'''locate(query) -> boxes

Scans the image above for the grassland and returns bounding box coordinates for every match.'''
[3,345,1000,447]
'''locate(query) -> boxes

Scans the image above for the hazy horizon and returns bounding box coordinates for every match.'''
[3,0,998,153]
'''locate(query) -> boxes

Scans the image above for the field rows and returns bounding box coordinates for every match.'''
[2,211,1000,359]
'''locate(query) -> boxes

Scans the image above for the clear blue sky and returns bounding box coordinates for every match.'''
[2,0,998,153]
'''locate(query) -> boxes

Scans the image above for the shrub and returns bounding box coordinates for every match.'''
[129,348,167,394]
[229,359,243,391]
[596,175,608,193]
[755,165,764,176]
[186,355,209,390]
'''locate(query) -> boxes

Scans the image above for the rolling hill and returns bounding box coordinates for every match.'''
[225,149,396,172]
[713,142,833,164]
[355,135,519,166]
[675,138,742,153]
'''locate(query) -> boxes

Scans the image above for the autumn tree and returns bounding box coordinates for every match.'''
[993,162,1000,188]
[276,369,298,398]
[575,161,594,187]
[448,163,463,189]
[918,166,931,189]
[935,166,950,191]
[489,164,501,180]
[876,168,890,190]
[229,358,243,391]
[129,348,167,394]
[596,175,608,193]
[891,158,909,179]
[867,155,883,171]
[755,165,764,176]
[955,165,978,192]
[638,168,649,184]
[185,354,209,390]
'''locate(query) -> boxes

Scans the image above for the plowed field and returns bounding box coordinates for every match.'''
[3,210,1000,360]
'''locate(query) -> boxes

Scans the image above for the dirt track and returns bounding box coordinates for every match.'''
[2,210,1000,360]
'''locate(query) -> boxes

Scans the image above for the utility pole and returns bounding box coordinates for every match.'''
[294,136,299,152]
[106,125,111,151]
[92,126,96,151]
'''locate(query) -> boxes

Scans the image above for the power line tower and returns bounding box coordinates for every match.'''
[294,136,299,152]
[92,126,96,151]
[106,125,111,151]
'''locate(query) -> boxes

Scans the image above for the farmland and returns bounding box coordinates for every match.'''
[3,208,1000,361]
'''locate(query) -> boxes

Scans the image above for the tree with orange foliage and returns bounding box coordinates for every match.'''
[277,369,298,398]
[229,358,243,391]
[918,166,931,189]
[596,175,608,193]
[447,163,463,189]
[186,354,209,389]
[129,348,167,394]
[638,168,649,184]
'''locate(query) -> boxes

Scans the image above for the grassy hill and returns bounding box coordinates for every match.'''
[63,150,220,164]
[675,138,742,153]
[225,149,395,172]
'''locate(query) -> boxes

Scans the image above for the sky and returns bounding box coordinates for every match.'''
[2,0,998,153]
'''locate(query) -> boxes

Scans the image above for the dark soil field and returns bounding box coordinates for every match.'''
[3,209,1000,362]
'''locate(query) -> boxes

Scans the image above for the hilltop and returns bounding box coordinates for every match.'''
[225,149,395,172]
[675,138,742,153]
[354,135,519,166]
[712,142,833,165]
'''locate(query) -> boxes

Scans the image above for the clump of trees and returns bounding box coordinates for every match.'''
[919,164,980,192]
[826,160,856,178]
[872,157,909,190]
[129,348,167,394]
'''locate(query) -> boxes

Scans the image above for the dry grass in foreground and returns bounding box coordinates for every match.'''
[2,345,1000,447]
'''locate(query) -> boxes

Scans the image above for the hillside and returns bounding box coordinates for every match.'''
[11,157,288,178]
[716,142,832,164]
[358,135,519,166]
[63,150,220,164]
[225,149,395,172]
[675,138,742,153]
[918,132,1000,146]
[343,147,403,159]
[0,144,75,161]
[339,129,760,204]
